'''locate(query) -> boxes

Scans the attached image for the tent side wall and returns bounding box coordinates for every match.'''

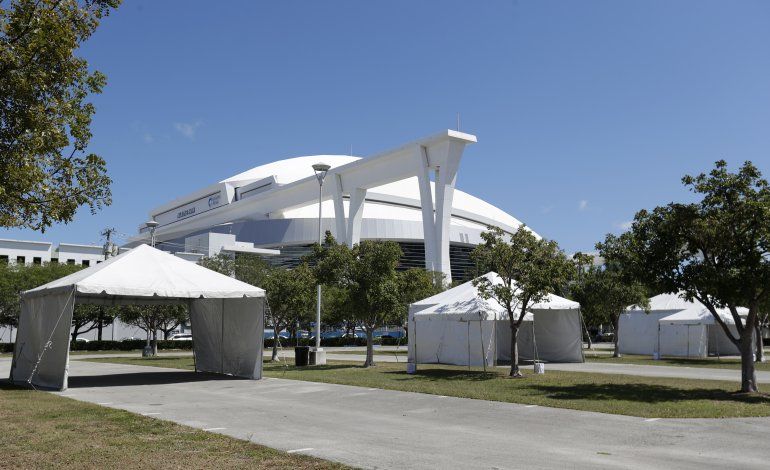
[658,323,708,358]
[495,309,583,363]
[618,310,676,355]
[411,314,496,367]
[190,297,264,379]
[495,320,534,362]
[707,324,741,356]
[531,309,584,363]
[9,290,75,390]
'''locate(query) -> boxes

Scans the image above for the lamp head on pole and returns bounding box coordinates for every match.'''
[145,220,159,230]
[312,163,331,185]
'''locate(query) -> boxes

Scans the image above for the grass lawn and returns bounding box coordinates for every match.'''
[84,356,770,419]
[585,352,770,372]
[0,383,347,469]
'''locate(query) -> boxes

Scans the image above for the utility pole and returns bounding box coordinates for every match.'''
[98,227,116,342]
[101,227,117,259]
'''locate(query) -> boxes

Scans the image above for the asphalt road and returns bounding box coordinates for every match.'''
[2,359,768,469]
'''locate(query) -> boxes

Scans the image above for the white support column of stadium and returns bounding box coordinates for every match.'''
[432,140,463,281]
[330,173,347,244]
[416,145,437,272]
[346,187,366,248]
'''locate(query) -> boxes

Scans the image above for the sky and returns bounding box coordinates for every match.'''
[3,0,770,253]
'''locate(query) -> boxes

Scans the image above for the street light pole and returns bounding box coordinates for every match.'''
[145,220,159,248]
[312,163,331,365]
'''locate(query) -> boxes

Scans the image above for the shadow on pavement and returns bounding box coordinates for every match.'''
[68,370,245,388]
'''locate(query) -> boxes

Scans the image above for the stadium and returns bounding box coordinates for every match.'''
[129,130,529,283]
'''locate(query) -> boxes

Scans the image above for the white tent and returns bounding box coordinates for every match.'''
[618,293,745,357]
[408,273,583,367]
[9,244,265,391]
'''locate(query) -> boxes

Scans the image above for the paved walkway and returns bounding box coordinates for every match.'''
[1,359,768,469]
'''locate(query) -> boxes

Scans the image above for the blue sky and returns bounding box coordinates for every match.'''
[3,0,769,252]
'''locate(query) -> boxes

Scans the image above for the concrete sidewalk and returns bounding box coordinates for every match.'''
[2,359,768,469]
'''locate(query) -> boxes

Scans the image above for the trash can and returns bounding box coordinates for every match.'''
[295,346,310,367]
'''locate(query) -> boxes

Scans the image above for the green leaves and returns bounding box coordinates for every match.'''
[313,236,405,330]
[1,0,120,231]
[471,226,573,323]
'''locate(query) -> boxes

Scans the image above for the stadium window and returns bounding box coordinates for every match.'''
[67,259,75,265]
[50,258,59,264]
[82,260,90,267]
[33,257,42,265]
[17,256,25,264]
[0,255,8,263]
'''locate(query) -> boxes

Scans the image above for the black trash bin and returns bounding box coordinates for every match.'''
[294,346,310,367]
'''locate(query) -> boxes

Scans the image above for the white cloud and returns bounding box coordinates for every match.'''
[173,121,202,139]
[142,133,155,144]
[578,200,588,211]
[541,205,555,214]
[618,220,633,230]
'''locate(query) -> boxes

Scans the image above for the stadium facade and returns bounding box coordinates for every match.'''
[129,130,530,283]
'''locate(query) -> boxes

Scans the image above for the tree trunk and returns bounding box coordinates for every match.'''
[612,314,621,358]
[363,328,375,368]
[585,329,592,350]
[755,324,764,363]
[97,308,103,341]
[271,330,279,362]
[740,330,758,393]
[509,322,521,377]
[151,330,158,356]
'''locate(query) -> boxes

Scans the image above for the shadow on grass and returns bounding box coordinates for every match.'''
[384,368,500,382]
[526,382,770,404]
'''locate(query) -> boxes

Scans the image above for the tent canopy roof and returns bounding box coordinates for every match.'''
[626,292,748,323]
[413,272,579,319]
[659,306,748,325]
[23,244,264,300]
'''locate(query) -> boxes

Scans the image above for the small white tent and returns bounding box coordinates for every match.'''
[408,273,583,367]
[618,293,745,357]
[9,244,265,391]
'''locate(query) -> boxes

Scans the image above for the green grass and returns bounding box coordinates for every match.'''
[585,352,770,371]
[85,356,770,419]
[0,384,348,469]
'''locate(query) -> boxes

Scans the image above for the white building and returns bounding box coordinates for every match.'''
[0,239,107,343]
[129,130,532,283]
[0,239,105,267]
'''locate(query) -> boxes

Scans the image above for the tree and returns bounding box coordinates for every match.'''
[569,255,649,358]
[397,268,445,343]
[315,235,403,367]
[198,253,235,277]
[70,304,117,342]
[471,226,574,377]
[0,261,81,334]
[262,263,315,361]
[1,0,119,231]
[599,161,770,393]
[119,304,187,356]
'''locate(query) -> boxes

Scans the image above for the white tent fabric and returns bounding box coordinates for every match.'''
[618,293,746,357]
[408,273,583,366]
[9,244,265,391]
